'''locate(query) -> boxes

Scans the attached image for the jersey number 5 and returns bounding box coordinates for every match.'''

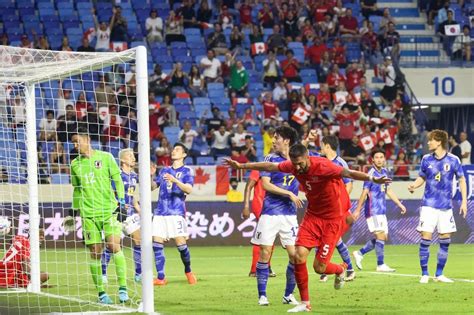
[283,175,295,186]
[435,172,441,182]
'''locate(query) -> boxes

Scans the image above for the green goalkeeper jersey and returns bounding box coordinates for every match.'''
[70,150,125,218]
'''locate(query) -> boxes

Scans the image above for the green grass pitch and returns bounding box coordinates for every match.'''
[1,244,473,314]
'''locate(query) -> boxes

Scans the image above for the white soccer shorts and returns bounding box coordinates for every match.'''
[366,215,388,234]
[417,207,457,234]
[152,215,188,239]
[251,214,298,247]
[122,213,140,235]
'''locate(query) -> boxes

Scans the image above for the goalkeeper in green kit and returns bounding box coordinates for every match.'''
[67,127,129,304]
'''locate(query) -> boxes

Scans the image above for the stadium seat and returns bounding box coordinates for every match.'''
[51,173,70,184]
[196,156,215,165]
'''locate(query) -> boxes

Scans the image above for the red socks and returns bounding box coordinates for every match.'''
[324,262,344,275]
[294,262,309,302]
[250,245,260,273]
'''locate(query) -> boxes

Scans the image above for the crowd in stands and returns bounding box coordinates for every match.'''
[0,0,472,184]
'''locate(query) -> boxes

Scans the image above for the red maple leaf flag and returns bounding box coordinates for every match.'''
[359,135,376,151]
[194,167,211,185]
[251,42,267,56]
[291,106,311,125]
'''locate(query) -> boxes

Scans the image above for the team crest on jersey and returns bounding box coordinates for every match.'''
[444,164,450,171]
[94,160,102,169]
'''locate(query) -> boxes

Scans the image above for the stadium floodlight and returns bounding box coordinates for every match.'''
[0,45,154,314]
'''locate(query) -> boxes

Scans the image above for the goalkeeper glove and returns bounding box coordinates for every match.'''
[62,216,76,233]
[117,198,127,222]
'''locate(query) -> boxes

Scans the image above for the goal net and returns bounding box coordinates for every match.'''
[0,45,154,314]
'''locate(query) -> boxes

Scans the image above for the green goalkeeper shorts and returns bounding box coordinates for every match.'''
[81,214,122,245]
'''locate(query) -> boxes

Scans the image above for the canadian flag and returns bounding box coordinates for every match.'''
[109,41,128,52]
[349,92,361,105]
[190,166,229,196]
[232,97,252,106]
[359,134,376,151]
[287,82,304,91]
[305,83,320,95]
[200,22,214,29]
[83,27,96,42]
[377,128,393,144]
[444,24,461,36]
[291,106,311,125]
[251,42,267,56]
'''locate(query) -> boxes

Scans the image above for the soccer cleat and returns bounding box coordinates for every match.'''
[282,294,299,305]
[419,275,430,284]
[248,271,256,277]
[153,278,168,286]
[118,289,129,303]
[319,274,329,282]
[102,275,108,284]
[134,274,142,283]
[98,293,113,304]
[287,302,312,312]
[186,272,197,285]
[334,263,347,290]
[258,295,269,306]
[352,251,364,270]
[345,270,356,281]
[376,264,396,272]
[269,268,277,277]
[434,275,454,283]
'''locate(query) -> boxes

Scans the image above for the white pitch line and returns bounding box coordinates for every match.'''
[35,292,138,312]
[363,271,474,283]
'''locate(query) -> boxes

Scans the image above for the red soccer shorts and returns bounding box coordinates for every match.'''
[340,211,354,237]
[296,215,344,264]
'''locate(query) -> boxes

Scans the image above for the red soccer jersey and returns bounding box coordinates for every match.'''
[0,235,30,288]
[263,101,278,119]
[239,4,252,24]
[249,170,265,218]
[278,156,346,219]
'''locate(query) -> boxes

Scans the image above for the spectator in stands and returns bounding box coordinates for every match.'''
[227,178,244,202]
[452,25,471,61]
[393,150,410,180]
[158,94,177,127]
[58,36,73,51]
[226,107,240,130]
[342,135,366,165]
[319,13,337,41]
[169,62,188,96]
[76,38,95,52]
[179,120,200,159]
[230,123,249,151]
[332,81,349,110]
[259,2,275,28]
[239,0,253,29]
[197,0,212,27]
[273,78,288,106]
[330,38,347,68]
[75,92,91,121]
[242,107,258,126]
[242,135,257,162]
[379,8,397,35]
[0,165,7,183]
[312,105,331,129]
[200,49,223,83]
[0,33,9,46]
[316,83,331,109]
[261,92,281,122]
[334,105,362,151]
[230,149,249,180]
[149,103,162,141]
[326,64,346,93]
[149,64,170,97]
[459,131,472,165]
[397,104,416,150]
[301,18,316,44]
[35,35,51,50]
[361,0,384,19]
[188,65,206,98]
[283,10,299,40]
[146,9,164,44]
[49,142,68,174]
[333,0,347,21]
[380,56,397,105]
[57,105,78,143]
[267,25,287,55]
[317,51,333,83]
[306,36,328,66]
[102,105,124,143]
[207,23,229,55]
[178,0,197,28]
[262,49,280,88]
[210,124,232,157]
[155,136,172,166]
[262,126,275,156]
[448,135,463,161]
[92,8,114,52]
[249,24,264,44]
[95,74,116,111]
[435,0,451,25]
[281,49,301,83]
[230,26,244,52]
[39,110,57,141]
[57,85,75,119]
[203,107,225,134]
[229,59,249,98]
[124,109,138,147]
[381,22,400,60]
[346,61,365,92]
[339,8,359,38]
[361,22,382,68]
[219,5,234,30]
[20,35,33,49]
[220,52,233,85]
[165,10,185,45]
[110,6,128,43]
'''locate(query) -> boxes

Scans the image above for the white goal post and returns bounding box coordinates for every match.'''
[0,45,154,314]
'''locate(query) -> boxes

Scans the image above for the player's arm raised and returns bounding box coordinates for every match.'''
[341,168,391,184]
[353,188,369,220]
[386,188,406,214]
[223,158,281,172]
[242,177,257,219]
[163,173,193,194]
[261,176,303,208]
[458,176,467,218]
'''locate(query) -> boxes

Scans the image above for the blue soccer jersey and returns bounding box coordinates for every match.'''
[332,156,352,185]
[122,170,138,216]
[419,153,464,211]
[363,167,389,217]
[260,153,300,216]
[154,165,194,216]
